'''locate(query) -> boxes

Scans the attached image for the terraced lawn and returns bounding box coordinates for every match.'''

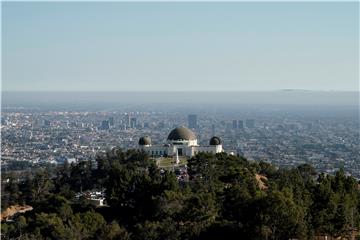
[155,157,188,170]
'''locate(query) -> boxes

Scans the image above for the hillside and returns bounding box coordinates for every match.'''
[1,150,360,240]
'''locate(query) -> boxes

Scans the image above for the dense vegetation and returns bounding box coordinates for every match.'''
[1,150,360,240]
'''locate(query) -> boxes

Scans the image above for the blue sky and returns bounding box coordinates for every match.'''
[2,2,359,91]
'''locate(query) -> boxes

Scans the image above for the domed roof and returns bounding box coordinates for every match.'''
[139,136,151,145]
[167,126,196,141]
[110,146,122,156]
[210,136,222,145]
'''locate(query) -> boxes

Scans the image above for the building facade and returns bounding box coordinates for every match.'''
[138,126,223,157]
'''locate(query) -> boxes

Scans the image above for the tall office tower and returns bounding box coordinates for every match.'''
[43,119,51,127]
[108,117,114,126]
[1,117,6,126]
[211,124,216,136]
[238,120,244,129]
[130,117,137,128]
[246,119,255,129]
[232,120,238,129]
[188,114,197,129]
[33,118,42,129]
[101,120,110,130]
[124,115,131,128]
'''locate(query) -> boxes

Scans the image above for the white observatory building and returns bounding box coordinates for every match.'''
[138,126,223,157]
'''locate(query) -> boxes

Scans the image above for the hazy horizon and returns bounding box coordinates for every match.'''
[2,91,359,108]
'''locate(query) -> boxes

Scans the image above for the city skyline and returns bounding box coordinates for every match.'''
[3,2,359,92]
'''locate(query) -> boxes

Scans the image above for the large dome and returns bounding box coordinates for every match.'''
[138,136,151,145]
[210,136,222,145]
[167,126,196,141]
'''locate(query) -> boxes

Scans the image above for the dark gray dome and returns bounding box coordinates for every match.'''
[139,136,151,145]
[210,136,221,145]
[167,126,196,141]
[110,147,122,156]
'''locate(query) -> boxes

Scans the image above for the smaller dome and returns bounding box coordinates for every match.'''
[210,136,222,145]
[111,147,122,156]
[139,136,151,145]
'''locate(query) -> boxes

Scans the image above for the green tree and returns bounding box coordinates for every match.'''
[99,221,130,240]
[179,191,219,239]
[261,189,307,240]
[133,219,179,240]
[69,161,94,192]
[30,170,54,204]
[2,173,20,208]
[34,212,67,240]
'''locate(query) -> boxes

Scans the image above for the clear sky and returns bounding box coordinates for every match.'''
[2,2,359,92]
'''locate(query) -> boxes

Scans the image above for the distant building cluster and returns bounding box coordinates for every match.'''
[232,119,255,129]
[1,106,359,179]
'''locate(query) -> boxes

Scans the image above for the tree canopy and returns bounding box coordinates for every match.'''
[1,150,359,240]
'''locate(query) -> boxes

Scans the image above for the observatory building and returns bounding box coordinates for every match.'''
[138,126,223,157]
